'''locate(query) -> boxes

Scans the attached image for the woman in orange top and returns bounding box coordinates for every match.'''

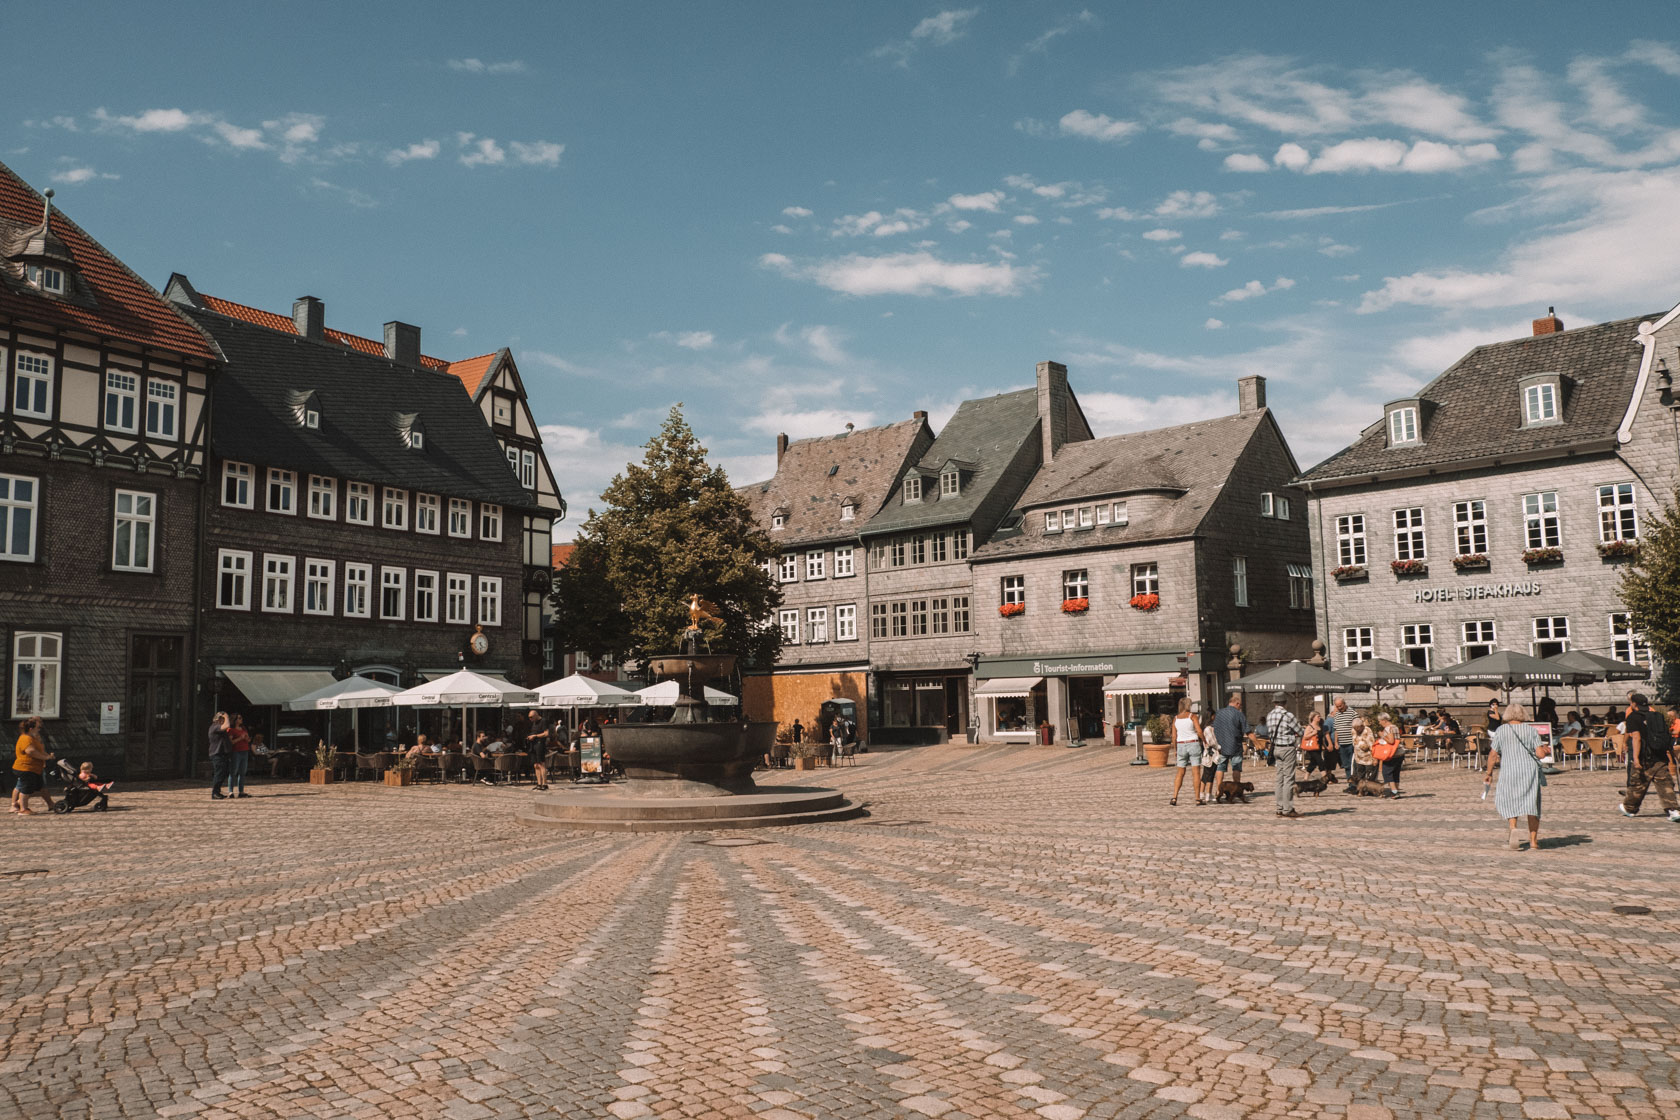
[11,716,54,815]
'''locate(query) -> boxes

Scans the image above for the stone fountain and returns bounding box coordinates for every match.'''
[518,596,861,832]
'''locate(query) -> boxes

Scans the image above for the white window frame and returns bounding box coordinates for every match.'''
[448,498,472,537]
[477,576,501,626]
[952,595,971,634]
[1060,509,1075,530]
[1287,563,1312,610]
[840,502,855,522]
[835,604,857,641]
[380,567,406,620]
[1131,563,1159,597]
[1343,626,1374,666]
[1001,575,1025,606]
[112,489,155,572]
[1454,500,1488,556]
[1388,406,1418,444]
[1112,502,1129,527]
[413,570,439,623]
[1598,483,1637,543]
[833,547,855,578]
[1524,382,1557,425]
[145,380,178,440]
[1077,507,1094,529]
[1276,496,1291,520]
[1531,615,1569,657]
[303,558,335,616]
[771,512,786,531]
[1611,613,1651,667]
[445,573,471,624]
[1523,491,1560,549]
[382,488,408,531]
[266,468,297,516]
[805,550,826,580]
[1260,492,1275,517]
[30,265,64,294]
[0,474,39,562]
[903,475,922,503]
[779,553,798,582]
[222,461,253,509]
[1233,556,1248,607]
[1393,507,1426,561]
[103,369,139,433]
[262,554,295,613]
[1045,511,1062,534]
[480,504,502,542]
[807,607,828,644]
[951,530,969,560]
[1399,623,1433,669]
[345,482,373,525]
[343,563,371,618]
[1062,569,1089,601]
[1095,504,1110,525]
[13,352,52,419]
[779,608,800,644]
[10,632,61,719]
[940,469,959,497]
[218,549,253,610]
[306,475,336,520]
[1462,619,1496,661]
[415,493,441,535]
[519,449,537,490]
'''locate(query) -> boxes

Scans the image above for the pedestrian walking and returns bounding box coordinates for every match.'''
[1168,697,1203,806]
[1301,711,1332,776]
[1329,698,1355,783]
[227,714,252,798]
[11,717,55,815]
[208,711,232,800]
[1489,701,1550,851]
[1374,712,1405,797]
[1618,693,1680,822]
[1265,696,1303,818]
[1211,692,1250,799]
[1349,718,1378,792]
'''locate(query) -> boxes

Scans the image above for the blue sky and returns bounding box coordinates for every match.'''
[7,2,1679,537]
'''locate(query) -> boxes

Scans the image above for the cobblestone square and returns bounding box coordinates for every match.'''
[4,745,1679,1119]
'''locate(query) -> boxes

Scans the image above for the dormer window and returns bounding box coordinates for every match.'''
[305,406,320,429]
[940,469,960,497]
[770,506,788,531]
[289,389,323,430]
[840,502,855,522]
[27,266,64,294]
[1388,406,1419,445]
[393,411,425,450]
[1520,374,1562,427]
[903,475,922,503]
[1045,511,1061,534]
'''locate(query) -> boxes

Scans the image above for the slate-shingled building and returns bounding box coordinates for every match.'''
[0,163,220,778]
[164,278,542,748]
[970,376,1313,743]
[737,416,933,739]
[1300,306,1680,702]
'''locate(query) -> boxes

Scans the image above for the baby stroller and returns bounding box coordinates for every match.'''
[50,759,111,813]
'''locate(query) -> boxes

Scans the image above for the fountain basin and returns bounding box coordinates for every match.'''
[603,720,778,796]
[646,653,737,683]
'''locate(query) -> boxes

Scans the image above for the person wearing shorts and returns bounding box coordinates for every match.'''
[1211,692,1251,799]
[12,717,54,815]
[1168,698,1203,806]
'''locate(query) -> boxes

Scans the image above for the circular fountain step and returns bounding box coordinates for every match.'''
[515,785,863,832]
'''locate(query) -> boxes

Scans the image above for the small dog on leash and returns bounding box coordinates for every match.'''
[1355,779,1386,797]
[1216,779,1255,804]
[1293,775,1329,798]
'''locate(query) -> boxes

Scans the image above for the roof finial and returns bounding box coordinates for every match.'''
[41,188,54,229]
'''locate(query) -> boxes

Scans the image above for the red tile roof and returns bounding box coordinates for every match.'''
[448,351,499,397]
[0,162,217,361]
[551,543,575,569]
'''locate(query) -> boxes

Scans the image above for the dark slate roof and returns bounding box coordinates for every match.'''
[1299,314,1652,484]
[861,388,1042,535]
[971,409,1269,560]
[0,161,217,361]
[182,306,531,507]
[737,418,930,546]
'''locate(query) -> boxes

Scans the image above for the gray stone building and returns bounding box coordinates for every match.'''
[970,376,1314,743]
[1300,306,1680,708]
[736,416,934,738]
[0,164,221,778]
[859,361,1093,742]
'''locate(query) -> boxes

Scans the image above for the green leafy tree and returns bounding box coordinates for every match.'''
[552,406,782,669]
[1620,490,1680,692]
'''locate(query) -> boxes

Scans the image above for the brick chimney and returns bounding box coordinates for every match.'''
[775,433,789,465]
[1238,375,1267,413]
[1036,360,1070,464]
[1532,307,1563,336]
[292,296,324,340]
[912,410,927,421]
[383,321,421,366]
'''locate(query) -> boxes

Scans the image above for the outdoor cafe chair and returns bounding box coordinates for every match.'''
[1557,736,1587,770]
[493,753,521,784]
[439,752,468,783]
[412,753,442,783]
[469,753,499,784]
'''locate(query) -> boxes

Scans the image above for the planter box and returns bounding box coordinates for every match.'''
[1451,556,1489,572]
[1143,743,1171,768]
[384,770,414,787]
[793,756,819,771]
[309,768,333,785]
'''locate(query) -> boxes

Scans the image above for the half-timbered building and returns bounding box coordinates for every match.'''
[0,162,220,778]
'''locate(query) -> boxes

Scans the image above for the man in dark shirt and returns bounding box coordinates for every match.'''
[1620,694,1680,821]
[207,712,232,800]
[1211,693,1250,800]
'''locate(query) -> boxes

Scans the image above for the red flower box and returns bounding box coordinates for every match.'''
[1129,593,1160,612]
[998,602,1025,617]
[1061,598,1089,614]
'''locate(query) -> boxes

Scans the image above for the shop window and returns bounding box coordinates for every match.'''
[1462,620,1495,661]
[10,632,60,718]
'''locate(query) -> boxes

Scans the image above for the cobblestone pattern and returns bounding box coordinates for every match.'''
[3,746,1679,1119]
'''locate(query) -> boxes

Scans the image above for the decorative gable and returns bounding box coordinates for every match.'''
[393,411,426,450]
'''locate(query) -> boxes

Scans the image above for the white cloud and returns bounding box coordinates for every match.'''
[1154,190,1221,218]
[1628,39,1680,77]
[448,58,527,74]
[309,178,376,209]
[1180,251,1228,268]
[510,140,564,166]
[1392,317,1543,374]
[457,133,505,167]
[1009,11,1099,74]
[1013,214,1039,225]
[670,331,715,350]
[770,224,793,235]
[539,424,651,532]
[387,139,441,166]
[1223,153,1270,172]
[1273,142,1311,170]
[1141,228,1181,241]
[92,106,335,163]
[1215,276,1295,303]
[832,208,928,238]
[1167,118,1240,143]
[1058,109,1142,143]
[946,219,972,233]
[96,107,201,133]
[948,190,1004,211]
[50,166,117,185]
[211,120,267,150]
[1318,242,1358,257]
[761,250,1034,297]
[1285,137,1501,174]
[1204,318,1225,330]
[873,8,977,66]
[782,205,813,218]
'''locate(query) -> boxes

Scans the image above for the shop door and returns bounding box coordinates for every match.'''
[127,635,185,777]
[944,678,968,735]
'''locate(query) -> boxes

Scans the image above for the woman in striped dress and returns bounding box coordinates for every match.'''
[1489,701,1550,851]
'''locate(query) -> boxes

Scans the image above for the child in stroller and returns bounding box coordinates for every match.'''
[51,760,111,813]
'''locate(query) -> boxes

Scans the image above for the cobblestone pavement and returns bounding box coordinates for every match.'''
[4,746,1679,1120]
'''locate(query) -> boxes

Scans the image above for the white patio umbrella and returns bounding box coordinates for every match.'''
[282,674,403,754]
[534,673,641,707]
[633,680,740,706]
[392,670,539,747]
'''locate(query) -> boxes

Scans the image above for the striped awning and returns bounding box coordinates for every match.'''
[975,676,1042,698]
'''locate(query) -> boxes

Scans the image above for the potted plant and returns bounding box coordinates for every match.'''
[1522,546,1563,565]
[1143,714,1172,768]
[1061,597,1089,614]
[310,740,335,785]
[1129,592,1160,612]
[384,753,415,787]
[1390,559,1428,577]
[1451,553,1489,572]
[1598,539,1639,561]
[1330,564,1367,582]
[999,602,1025,618]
